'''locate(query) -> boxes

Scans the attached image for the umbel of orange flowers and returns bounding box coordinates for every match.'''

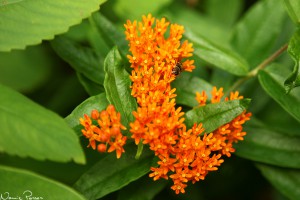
[80,14,251,194]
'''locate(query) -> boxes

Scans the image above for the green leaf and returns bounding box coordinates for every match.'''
[73,144,154,200]
[230,0,286,67]
[284,30,300,93]
[65,93,109,136]
[0,84,85,164]
[104,47,137,131]
[205,0,243,27]
[0,165,86,200]
[0,0,106,51]
[51,36,105,85]
[256,163,300,200]
[185,99,250,133]
[92,13,129,60]
[284,0,300,24]
[0,44,52,92]
[258,63,300,122]
[172,73,213,107]
[235,121,300,168]
[117,176,167,200]
[184,30,249,76]
[77,73,104,96]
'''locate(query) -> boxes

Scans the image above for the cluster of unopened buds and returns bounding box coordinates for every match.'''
[79,14,251,194]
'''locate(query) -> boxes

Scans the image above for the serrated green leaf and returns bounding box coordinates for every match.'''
[0,0,106,51]
[284,0,300,24]
[230,0,286,67]
[65,93,109,136]
[73,144,154,200]
[104,47,137,131]
[117,176,167,200]
[235,122,300,168]
[184,30,249,76]
[0,165,86,200]
[92,13,129,60]
[77,73,104,96]
[0,45,52,92]
[172,73,213,107]
[185,99,250,133]
[51,36,105,85]
[0,84,85,164]
[256,163,300,200]
[258,63,300,122]
[284,29,300,93]
[205,0,243,27]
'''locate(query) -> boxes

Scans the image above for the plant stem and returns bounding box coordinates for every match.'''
[227,43,288,93]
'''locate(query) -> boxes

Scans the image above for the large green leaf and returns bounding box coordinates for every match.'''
[104,47,137,131]
[0,45,52,92]
[0,165,86,200]
[185,99,250,133]
[0,84,85,164]
[184,30,249,76]
[284,30,300,93]
[73,144,155,200]
[258,64,300,122]
[284,0,300,24]
[65,93,109,136]
[230,0,286,67]
[257,163,300,200]
[0,0,106,51]
[172,73,213,107]
[235,121,300,168]
[51,36,105,85]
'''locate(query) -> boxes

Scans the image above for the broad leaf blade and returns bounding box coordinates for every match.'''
[284,30,300,93]
[185,99,250,133]
[73,144,154,200]
[0,84,85,164]
[256,164,300,199]
[51,36,105,85]
[0,165,86,200]
[104,47,137,131]
[235,122,300,168]
[230,0,286,67]
[258,64,300,122]
[65,93,109,136]
[284,0,300,25]
[77,73,104,96]
[0,0,106,51]
[185,30,249,76]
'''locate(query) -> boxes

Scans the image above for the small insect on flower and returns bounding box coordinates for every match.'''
[172,62,183,76]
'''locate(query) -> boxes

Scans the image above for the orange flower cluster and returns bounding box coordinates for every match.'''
[125,14,251,194]
[80,105,127,159]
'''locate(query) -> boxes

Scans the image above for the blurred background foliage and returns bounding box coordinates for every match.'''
[0,0,300,199]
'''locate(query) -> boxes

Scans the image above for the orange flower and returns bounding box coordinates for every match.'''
[125,14,251,194]
[80,105,127,159]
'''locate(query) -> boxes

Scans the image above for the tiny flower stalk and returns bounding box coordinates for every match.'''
[79,14,251,195]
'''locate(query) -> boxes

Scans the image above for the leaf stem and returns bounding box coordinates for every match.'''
[227,43,288,93]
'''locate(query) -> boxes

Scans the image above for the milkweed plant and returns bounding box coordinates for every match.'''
[0,0,300,200]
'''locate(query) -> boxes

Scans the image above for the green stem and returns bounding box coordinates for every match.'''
[227,43,288,94]
[135,140,144,159]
